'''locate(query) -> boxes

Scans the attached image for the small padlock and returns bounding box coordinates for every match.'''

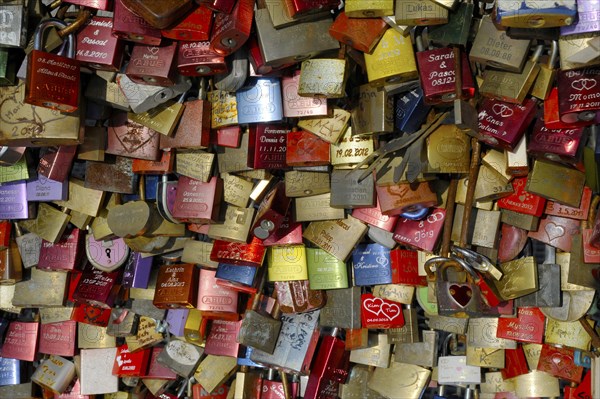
[394,0,448,25]
[557,65,600,124]
[25,18,79,112]
[161,5,213,41]
[531,40,558,100]
[209,0,253,56]
[177,41,227,76]
[496,0,577,28]
[76,16,125,71]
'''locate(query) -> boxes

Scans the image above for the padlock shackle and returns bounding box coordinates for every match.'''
[34,18,76,59]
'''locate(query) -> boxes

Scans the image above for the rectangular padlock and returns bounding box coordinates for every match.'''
[352,84,394,136]
[204,319,240,357]
[557,66,600,124]
[247,124,289,169]
[209,0,253,56]
[496,0,577,28]
[237,78,284,124]
[177,41,227,76]
[345,0,393,17]
[364,28,418,86]
[76,16,125,72]
[329,11,388,53]
[162,5,213,42]
[298,58,347,99]
[477,97,537,150]
[255,9,338,67]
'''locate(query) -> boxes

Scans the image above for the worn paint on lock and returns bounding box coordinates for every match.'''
[282,71,328,118]
[210,238,266,267]
[496,307,545,344]
[204,319,240,357]
[298,107,351,144]
[286,129,330,167]
[329,12,388,53]
[298,59,347,99]
[496,0,577,28]
[537,344,584,382]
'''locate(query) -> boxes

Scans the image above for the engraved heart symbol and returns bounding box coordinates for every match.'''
[147,46,160,55]
[544,222,565,242]
[571,78,597,91]
[449,284,473,308]
[113,120,157,154]
[519,194,527,202]
[362,297,384,316]
[492,103,514,118]
[380,303,400,320]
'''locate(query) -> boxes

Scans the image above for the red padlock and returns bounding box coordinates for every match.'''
[25,19,80,112]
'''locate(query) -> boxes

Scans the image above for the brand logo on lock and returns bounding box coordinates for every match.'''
[571,78,597,91]
[492,103,514,118]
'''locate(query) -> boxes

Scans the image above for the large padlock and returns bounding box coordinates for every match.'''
[25,18,79,112]
[425,257,489,318]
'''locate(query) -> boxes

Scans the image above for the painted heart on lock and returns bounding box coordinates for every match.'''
[380,302,401,320]
[449,284,473,307]
[492,103,514,118]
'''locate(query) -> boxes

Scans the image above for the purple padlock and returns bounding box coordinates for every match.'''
[85,233,130,272]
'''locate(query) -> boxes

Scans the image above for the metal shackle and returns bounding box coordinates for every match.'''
[33,18,76,59]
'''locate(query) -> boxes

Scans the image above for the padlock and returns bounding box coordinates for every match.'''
[209,0,253,56]
[121,0,194,30]
[425,257,486,318]
[561,0,600,35]
[328,11,388,54]
[107,111,161,161]
[0,1,27,48]
[172,175,222,223]
[477,97,537,150]
[25,18,79,112]
[254,8,339,67]
[237,280,282,354]
[497,307,546,344]
[72,264,121,309]
[479,44,544,104]
[204,319,240,357]
[470,15,531,72]
[196,267,238,317]
[526,158,586,207]
[38,320,77,357]
[31,355,76,394]
[528,118,586,165]
[494,256,539,300]
[395,0,448,25]
[364,28,418,86]
[162,5,213,41]
[113,0,162,43]
[2,320,39,362]
[496,0,577,28]
[250,309,320,376]
[236,79,283,125]
[298,55,348,99]
[126,41,178,87]
[303,328,349,399]
[557,65,600,124]
[177,41,227,76]
[427,1,473,47]
[37,225,84,272]
[345,0,393,17]
[352,83,394,136]
[214,46,249,92]
[531,40,558,100]
[367,360,430,399]
[119,73,191,113]
[76,16,125,71]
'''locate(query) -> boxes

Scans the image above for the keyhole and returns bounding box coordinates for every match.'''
[105,248,112,263]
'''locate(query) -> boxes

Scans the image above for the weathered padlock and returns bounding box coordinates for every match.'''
[395,0,448,25]
[531,40,558,100]
[209,0,254,56]
[177,41,227,76]
[469,15,531,73]
[425,257,488,318]
[25,18,79,112]
[0,1,27,48]
[479,44,544,104]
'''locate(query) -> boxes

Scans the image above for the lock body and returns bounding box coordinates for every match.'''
[558,66,600,123]
[126,42,178,86]
[416,47,474,104]
[112,0,162,45]
[177,41,227,76]
[76,16,124,71]
[26,20,80,113]
[161,5,213,41]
